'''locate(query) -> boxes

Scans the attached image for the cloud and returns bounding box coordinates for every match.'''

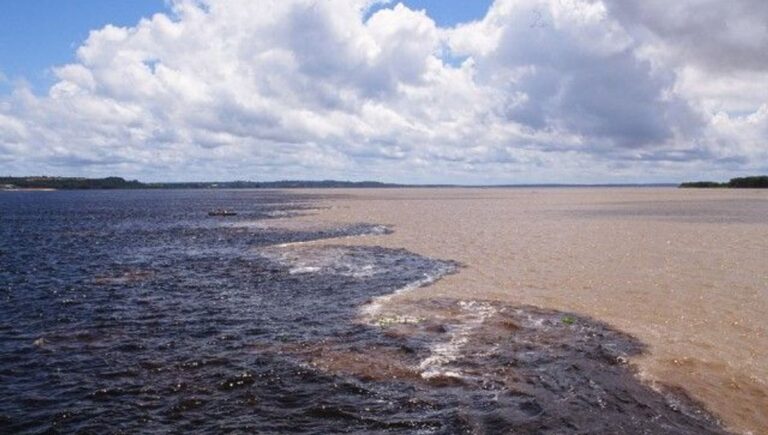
[0,0,766,182]
[603,0,768,73]
[449,0,700,150]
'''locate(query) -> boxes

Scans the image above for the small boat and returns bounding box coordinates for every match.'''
[208,209,238,217]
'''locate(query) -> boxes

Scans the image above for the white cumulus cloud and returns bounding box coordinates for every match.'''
[0,0,766,182]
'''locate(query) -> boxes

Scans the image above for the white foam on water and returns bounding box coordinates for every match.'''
[223,220,270,229]
[418,301,497,380]
[351,264,377,278]
[264,209,304,218]
[271,240,316,249]
[365,225,390,235]
[360,271,445,318]
[288,266,322,275]
[261,246,386,279]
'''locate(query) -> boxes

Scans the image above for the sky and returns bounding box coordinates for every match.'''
[0,1,166,93]
[0,0,766,184]
[0,0,490,91]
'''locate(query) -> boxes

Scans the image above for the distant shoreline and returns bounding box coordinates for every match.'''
[5,174,768,190]
[0,176,681,191]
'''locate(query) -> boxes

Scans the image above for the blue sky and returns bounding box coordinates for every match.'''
[0,1,165,92]
[0,0,491,93]
[370,0,492,26]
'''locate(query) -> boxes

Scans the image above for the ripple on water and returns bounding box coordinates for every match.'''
[307,299,728,434]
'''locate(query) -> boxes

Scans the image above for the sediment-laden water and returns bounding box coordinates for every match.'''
[0,190,726,433]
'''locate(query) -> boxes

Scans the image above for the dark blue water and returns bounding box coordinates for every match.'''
[0,190,728,434]
[0,190,461,433]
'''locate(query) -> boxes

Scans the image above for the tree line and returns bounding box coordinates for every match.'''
[680,176,768,188]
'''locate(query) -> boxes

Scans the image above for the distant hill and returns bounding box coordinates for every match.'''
[680,176,768,189]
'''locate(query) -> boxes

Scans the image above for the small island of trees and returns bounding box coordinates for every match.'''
[680,176,768,188]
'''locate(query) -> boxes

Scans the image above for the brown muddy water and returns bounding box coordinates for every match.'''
[279,187,768,434]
